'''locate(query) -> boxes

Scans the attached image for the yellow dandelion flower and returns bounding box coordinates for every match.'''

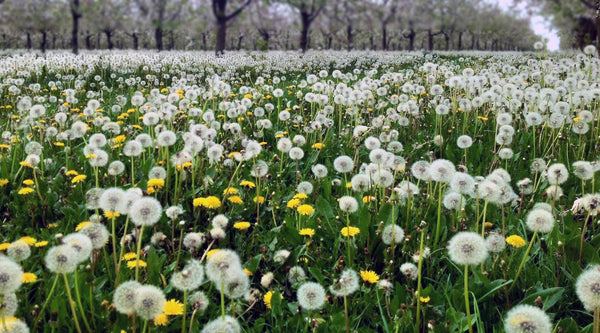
[163,299,184,315]
[223,187,238,196]
[362,196,375,203]
[345,183,352,188]
[233,222,251,230]
[34,241,48,248]
[0,179,9,187]
[360,270,380,284]
[18,187,34,195]
[311,142,324,149]
[122,252,137,261]
[104,211,120,219]
[263,291,282,309]
[227,196,243,204]
[154,313,168,326]
[22,272,37,283]
[419,296,431,303]
[299,228,315,237]
[206,249,221,259]
[240,180,256,188]
[19,236,36,246]
[127,260,147,269]
[47,223,59,228]
[22,179,34,186]
[71,175,87,184]
[147,178,165,188]
[506,235,526,248]
[202,196,221,209]
[244,268,253,276]
[19,161,33,168]
[0,144,9,149]
[297,204,315,216]
[193,197,205,207]
[65,170,79,176]
[477,116,488,121]
[341,226,360,237]
[274,134,284,139]
[244,93,253,99]
[293,193,308,200]
[0,243,10,251]
[253,196,265,204]
[573,117,581,122]
[484,222,493,229]
[75,221,91,231]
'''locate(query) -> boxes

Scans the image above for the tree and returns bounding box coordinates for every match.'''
[134,0,188,51]
[276,0,326,52]
[212,0,253,55]
[70,0,82,54]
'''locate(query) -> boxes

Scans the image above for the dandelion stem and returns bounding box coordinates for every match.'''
[464,265,473,333]
[343,294,350,333]
[580,212,592,267]
[221,280,226,321]
[511,231,538,290]
[176,222,185,268]
[33,274,59,330]
[63,274,83,333]
[594,307,600,333]
[303,311,311,333]
[1,295,7,333]
[415,227,426,333]
[434,183,444,245]
[73,270,93,332]
[141,320,148,333]
[115,215,130,286]
[135,226,145,282]
[181,290,188,333]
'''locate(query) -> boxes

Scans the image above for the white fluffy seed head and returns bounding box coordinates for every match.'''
[338,196,359,213]
[201,315,240,333]
[113,280,142,314]
[134,285,166,320]
[485,232,506,253]
[447,232,488,266]
[171,259,204,291]
[334,155,354,173]
[382,224,405,245]
[297,282,326,311]
[44,245,78,274]
[575,266,600,311]
[525,208,555,233]
[399,263,418,280]
[0,257,23,294]
[6,241,31,262]
[78,222,110,249]
[129,197,162,226]
[504,304,552,333]
[62,233,93,264]
[205,249,242,284]
[329,268,359,297]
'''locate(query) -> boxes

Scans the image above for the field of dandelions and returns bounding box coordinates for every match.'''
[0,48,600,333]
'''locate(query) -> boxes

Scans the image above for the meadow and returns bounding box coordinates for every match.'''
[0,49,599,332]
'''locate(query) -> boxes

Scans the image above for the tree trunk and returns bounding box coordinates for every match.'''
[105,30,114,50]
[216,18,227,56]
[169,31,175,50]
[428,29,434,51]
[155,26,163,51]
[71,0,80,54]
[408,30,415,51]
[40,30,48,53]
[201,32,207,50]
[457,31,463,50]
[444,33,450,50]
[132,33,139,50]
[26,31,32,49]
[237,34,243,50]
[85,32,92,49]
[382,24,388,50]
[300,12,310,53]
[346,24,353,51]
[369,36,375,50]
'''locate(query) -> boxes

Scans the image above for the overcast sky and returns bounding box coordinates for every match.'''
[494,0,560,50]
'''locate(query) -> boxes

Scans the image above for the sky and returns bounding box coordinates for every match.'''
[494,0,561,50]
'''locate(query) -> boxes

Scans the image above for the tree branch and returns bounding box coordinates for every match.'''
[225,0,252,21]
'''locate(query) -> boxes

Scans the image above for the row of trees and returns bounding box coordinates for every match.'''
[0,0,541,54]
[519,0,600,50]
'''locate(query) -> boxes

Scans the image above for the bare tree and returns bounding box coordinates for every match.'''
[70,0,82,54]
[134,0,188,51]
[212,0,253,55]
